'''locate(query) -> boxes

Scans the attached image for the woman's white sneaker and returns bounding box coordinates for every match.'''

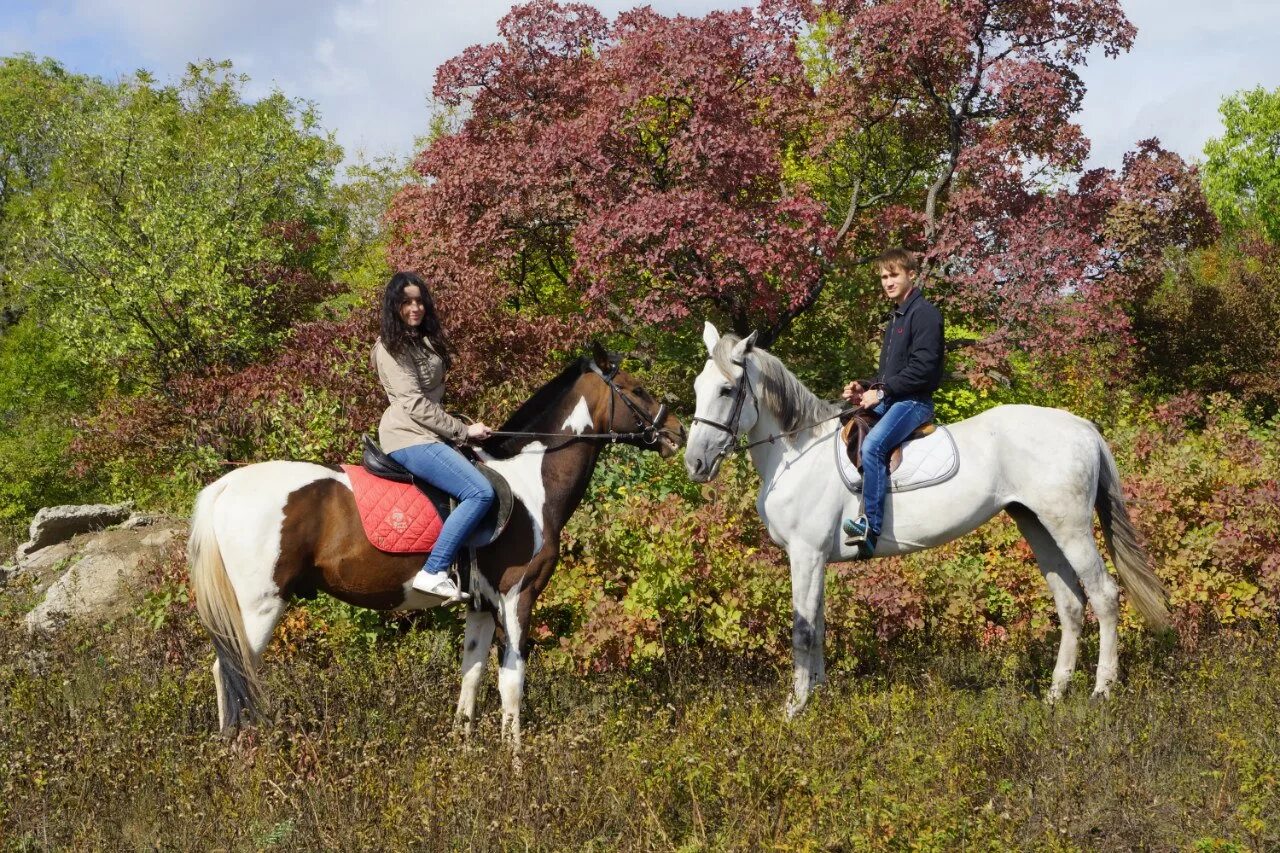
[412,571,468,603]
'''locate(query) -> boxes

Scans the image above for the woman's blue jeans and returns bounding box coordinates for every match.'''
[861,398,935,536]
[389,442,495,575]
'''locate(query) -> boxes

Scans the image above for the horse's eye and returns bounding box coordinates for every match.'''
[718,387,733,397]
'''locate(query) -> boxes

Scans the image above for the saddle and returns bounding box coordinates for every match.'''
[360,435,514,548]
[839,410,936,473]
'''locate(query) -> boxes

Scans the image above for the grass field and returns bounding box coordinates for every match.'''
[2,593,1277,852]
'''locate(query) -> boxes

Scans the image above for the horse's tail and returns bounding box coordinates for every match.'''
[1094,432,1171,631]
[188,475,261,729]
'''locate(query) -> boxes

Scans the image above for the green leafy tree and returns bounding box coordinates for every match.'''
[1203,86,1280,243]
[0,55,99,319]
[10,60,343,386]
[0,315,101,519]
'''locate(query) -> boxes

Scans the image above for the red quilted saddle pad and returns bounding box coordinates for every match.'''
[342,465,443,554]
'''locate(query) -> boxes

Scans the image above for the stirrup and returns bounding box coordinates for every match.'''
[842,515,878,559]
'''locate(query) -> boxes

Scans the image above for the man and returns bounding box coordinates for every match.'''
[841,248,945,559]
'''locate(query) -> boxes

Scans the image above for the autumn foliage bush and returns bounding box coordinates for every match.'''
[70,311,384,504]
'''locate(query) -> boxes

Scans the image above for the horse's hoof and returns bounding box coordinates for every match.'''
[784,698,807,720]
[1089,688,1111,704]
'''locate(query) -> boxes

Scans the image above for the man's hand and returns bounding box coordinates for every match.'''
[840,381,866,402]
[465,422,493,443]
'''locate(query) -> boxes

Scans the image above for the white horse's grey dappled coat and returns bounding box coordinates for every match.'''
[685,322,1169,715]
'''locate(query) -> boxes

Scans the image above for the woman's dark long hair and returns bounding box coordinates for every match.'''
[380,271,452,369]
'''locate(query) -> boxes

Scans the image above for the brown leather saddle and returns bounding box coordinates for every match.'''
[360,435,514,548]
[839,411,936,473]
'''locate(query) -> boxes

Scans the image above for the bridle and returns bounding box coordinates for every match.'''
[487,356,672,447]
[690,359,758,468]
[586,358,670,446]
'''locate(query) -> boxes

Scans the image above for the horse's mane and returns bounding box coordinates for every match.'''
[711,334,840,435]
[480,357,591,457]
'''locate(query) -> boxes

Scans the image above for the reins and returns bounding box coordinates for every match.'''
[735,407,857,452]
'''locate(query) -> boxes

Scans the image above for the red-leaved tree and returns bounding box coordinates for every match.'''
[390,0,1215,386]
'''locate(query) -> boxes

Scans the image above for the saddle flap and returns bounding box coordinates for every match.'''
[468,465,514,548]
[359,435,514,549]
[835,423,959,495]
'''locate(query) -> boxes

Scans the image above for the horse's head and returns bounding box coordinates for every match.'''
[685,321,760,482]
[586,342,685,457]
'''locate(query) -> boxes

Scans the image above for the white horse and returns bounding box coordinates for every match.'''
[685,322,1169,715]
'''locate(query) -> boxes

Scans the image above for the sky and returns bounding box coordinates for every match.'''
[2,0,1278,174]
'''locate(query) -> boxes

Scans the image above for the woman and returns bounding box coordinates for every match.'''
[372,271,494,602]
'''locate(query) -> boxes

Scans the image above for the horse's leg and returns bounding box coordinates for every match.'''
[813,583,828,686]
[238,594,287,711]
[1008,505,1086,702]
[785,544,826,719]
[1059,531,1120,699]
[496,585,533,751]
[1030,506,1122,699]
[455,608,497,737]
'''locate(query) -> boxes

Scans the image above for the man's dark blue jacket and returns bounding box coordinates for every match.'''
[874,288,945,401]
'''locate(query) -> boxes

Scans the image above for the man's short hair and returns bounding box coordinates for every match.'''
[875,248,919,274]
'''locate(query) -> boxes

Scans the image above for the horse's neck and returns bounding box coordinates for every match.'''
[746,402,837,484]
[503,390,605,535]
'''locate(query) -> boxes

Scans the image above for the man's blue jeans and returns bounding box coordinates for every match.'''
[389,442,495,575]
[861,398,935,535]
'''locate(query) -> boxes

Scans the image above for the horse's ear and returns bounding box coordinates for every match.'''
[590,341,613,371]
[730,330,758,364]
[702,321,720,355]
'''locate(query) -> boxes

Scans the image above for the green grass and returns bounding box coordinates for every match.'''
[1,603,1277,851]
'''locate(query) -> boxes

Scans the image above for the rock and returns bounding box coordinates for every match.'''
[16,502,134,560]
[24,521,186,632]
[14,539,78,582]
[120,513,161,530]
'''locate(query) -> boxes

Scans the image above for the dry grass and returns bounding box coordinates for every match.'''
[1,595,1277,851]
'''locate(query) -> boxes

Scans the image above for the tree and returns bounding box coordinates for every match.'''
[10,60,343,387]
[388,0,828,384]
[1203,86,1280,244]
[393,0,1214,393]
[0,55,99,322]
[1131,230,1280,413]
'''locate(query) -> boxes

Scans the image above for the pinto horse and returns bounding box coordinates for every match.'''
[685,323,1169,716]
[189,345,684,742]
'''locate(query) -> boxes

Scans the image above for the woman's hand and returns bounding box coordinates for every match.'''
[465,422,493,443]
[859,388,883,409]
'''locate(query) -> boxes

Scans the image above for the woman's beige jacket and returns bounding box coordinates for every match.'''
[371,337,468,453]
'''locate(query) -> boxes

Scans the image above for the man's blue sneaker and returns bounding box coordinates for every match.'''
[842,515,879,560]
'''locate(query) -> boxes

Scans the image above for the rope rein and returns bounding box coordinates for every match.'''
[735,406,859,453]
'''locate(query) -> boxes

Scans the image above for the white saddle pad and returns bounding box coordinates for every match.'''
[835,424,959,493]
